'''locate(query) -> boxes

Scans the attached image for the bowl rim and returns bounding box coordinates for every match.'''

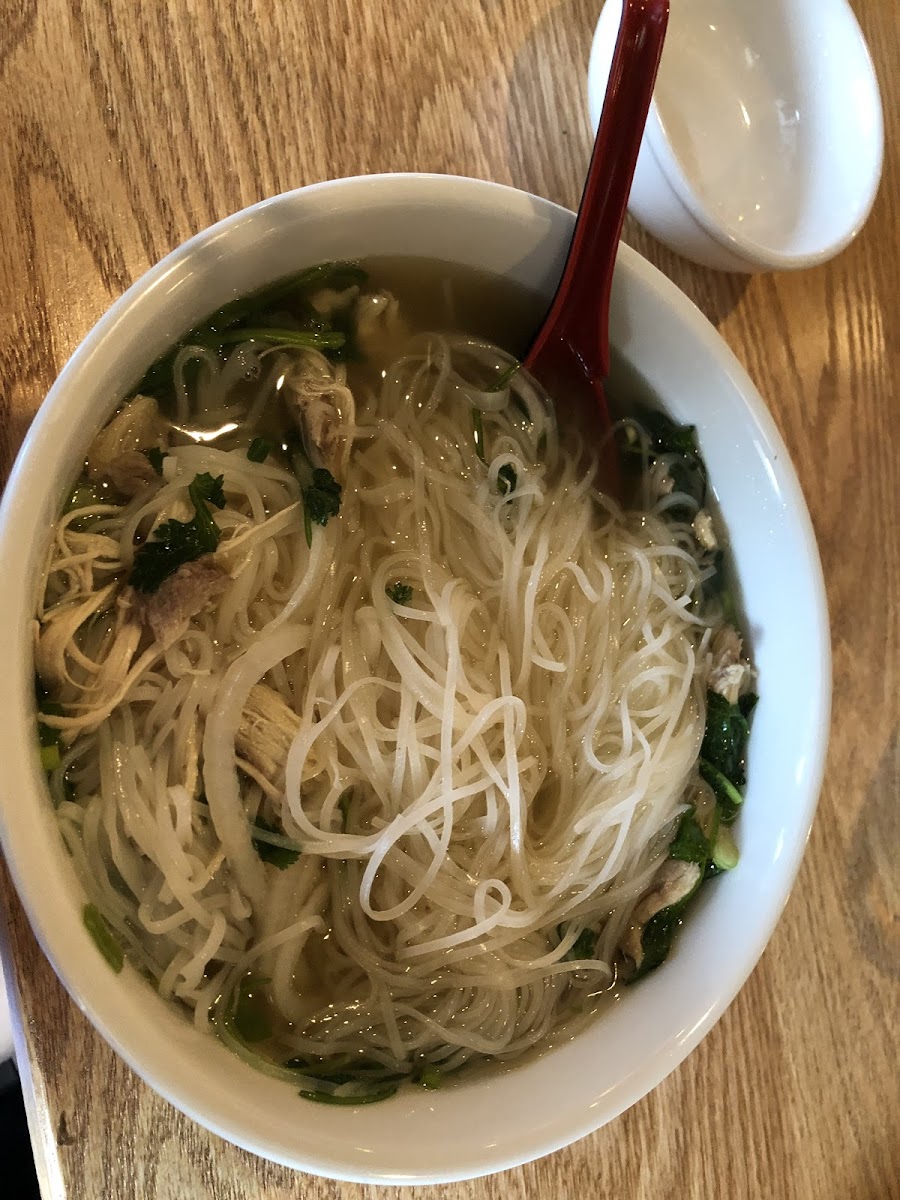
[0,172,832,1182]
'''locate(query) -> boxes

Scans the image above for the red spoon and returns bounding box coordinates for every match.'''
[525,0,669,480]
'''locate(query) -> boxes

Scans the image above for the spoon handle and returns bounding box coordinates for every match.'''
[526,0,669,379]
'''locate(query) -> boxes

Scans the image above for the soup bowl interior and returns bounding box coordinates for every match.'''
[0,174,829,1183]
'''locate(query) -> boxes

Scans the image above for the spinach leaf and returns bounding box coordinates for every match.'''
[668,809,710,863]
[701,690,751,785]
[129,472,226,594]
[634,905,683,978]
[558,925,596,960]
[247,437,272,463]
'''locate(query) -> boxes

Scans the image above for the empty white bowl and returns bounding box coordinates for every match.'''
[0,174,830,1181]
[589,0,884,271]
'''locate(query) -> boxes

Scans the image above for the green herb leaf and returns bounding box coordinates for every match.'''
[668,809,710,863]
[634,905,682,979]
[247,437,272,464]
[385,582,413,605]
[251,816,301,869]
[558,925,596,960]
[129,472,225,594]
[699,758,745,824]
[486,360,521,393]
[83,903,124,973]
[497,463,517,496]
[338,787,353,832]
[299,468,342,547]
[701,691,751,786]
[197,327,346,351]
[418,1066,443,1089]
[143,446,165,476]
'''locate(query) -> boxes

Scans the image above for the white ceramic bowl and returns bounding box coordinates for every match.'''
[0,174,830,1182]
[589,0,884,272]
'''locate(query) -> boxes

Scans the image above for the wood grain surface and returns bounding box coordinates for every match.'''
[0,1,897,1197]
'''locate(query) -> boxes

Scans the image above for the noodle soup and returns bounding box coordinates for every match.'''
[34,258,755,1104]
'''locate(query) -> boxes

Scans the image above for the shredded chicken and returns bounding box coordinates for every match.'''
[355,290,409,365]
[235,684,319,790]
[309,285,359,318]
[85,394,167,497]
[132,557,230,649]
[283,350,355,478]
[692,509,717,550]
[106,449,160,497]
[708,624,755,704]
[621,859,701,969]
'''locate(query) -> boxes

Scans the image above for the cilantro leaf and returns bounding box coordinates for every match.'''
[251,816,301,870]
[385,582,413,605]
[130,472,226,594]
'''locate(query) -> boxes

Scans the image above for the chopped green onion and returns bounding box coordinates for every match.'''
[418,1066,443,1089]
[711,823,739,871]
[202,328,346,351]
[41,744,61,772]
[486,360,521,393]
[82,903,124,973]
[699,758,744,824]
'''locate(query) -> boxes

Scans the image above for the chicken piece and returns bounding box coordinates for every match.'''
[105,449,160,498]
[235,684,319,790]
[355,291,409,365]
[620,859,701,970]
[708,624,755,704]
[86,395,167,497]
[309,285,359,318]
[133,557,230,649]
[283,351,354,478]
[692,509,718,550]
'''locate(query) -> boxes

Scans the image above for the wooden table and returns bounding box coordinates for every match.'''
[0,2,897,1197]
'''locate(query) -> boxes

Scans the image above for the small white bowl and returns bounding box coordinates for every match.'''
[0,174,830,1181]
[589,0,884,271]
